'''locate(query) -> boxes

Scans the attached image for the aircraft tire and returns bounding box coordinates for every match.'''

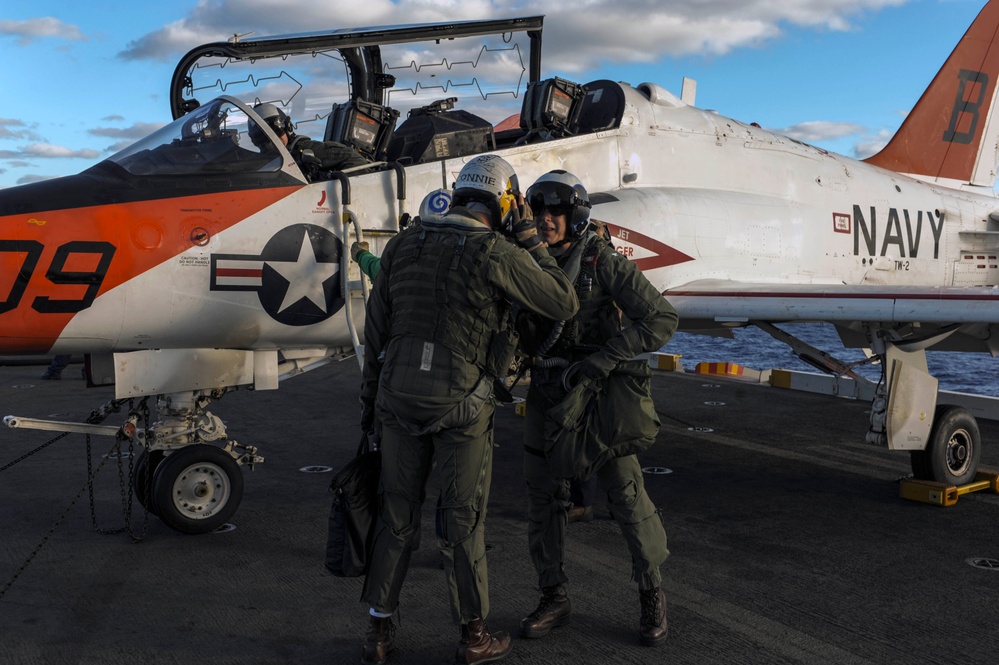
[151,445,244,535]
[910,405,981,485]
[131,449,165,514]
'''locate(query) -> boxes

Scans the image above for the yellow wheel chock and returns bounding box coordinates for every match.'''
[899,469,999,506]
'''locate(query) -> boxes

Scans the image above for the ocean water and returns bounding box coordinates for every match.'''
[663,323,999,398]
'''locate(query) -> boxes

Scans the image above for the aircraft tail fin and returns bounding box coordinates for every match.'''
[864,1,999,187]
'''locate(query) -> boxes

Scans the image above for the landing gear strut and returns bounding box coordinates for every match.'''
[132,391,261,534]
[865,327,985,485]
[5,371,265,536]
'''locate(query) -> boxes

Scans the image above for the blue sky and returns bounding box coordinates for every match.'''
[0,0,989,190]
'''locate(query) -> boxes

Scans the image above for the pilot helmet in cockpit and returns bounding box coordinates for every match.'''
[248,103,294,148]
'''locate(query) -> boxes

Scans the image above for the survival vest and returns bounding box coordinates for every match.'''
[385,211,504,372]
[545,232,621,358]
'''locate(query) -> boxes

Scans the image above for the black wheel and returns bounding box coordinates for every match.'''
[151,445,244,534]
[910,405,981,485]
[131,449,165,514]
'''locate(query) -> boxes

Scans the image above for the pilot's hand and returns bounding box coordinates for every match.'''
[561,355,613,391]
[509,199,541,250]
[350,241,369,262]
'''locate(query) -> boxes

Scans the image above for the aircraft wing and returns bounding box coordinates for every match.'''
[664,279,999,327]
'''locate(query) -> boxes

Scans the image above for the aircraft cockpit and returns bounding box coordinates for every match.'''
[510,77,626,145]
[106,97,288,179]
[168,19,545,167]
[165,17,629,176]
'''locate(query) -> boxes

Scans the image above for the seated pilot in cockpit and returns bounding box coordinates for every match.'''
[249,103,370,179]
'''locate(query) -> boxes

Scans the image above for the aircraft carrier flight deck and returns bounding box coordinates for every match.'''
[1,358,998,665]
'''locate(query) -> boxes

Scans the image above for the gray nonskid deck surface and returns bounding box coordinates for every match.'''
[2,359,998,664]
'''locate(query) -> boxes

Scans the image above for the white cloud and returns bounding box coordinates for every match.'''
[0,17,85,45]
[117,0,908,70]
[853,128,894,159]
[771,120,865,143]
[18,144,102,160]
[103,140,135,153]
[89,122,168,140]
[0,118,44,142]
[16,173,60,185]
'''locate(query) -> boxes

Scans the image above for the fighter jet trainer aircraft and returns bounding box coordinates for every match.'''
[4,4,999,532]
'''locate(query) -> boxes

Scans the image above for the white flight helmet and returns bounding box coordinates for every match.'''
[526,169,592,238]
[248,102,294,147]
[452,155,520,229]
[418,188,453,223]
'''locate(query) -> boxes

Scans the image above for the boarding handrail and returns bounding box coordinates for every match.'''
[341,209,365,370]
[336,161,409,369]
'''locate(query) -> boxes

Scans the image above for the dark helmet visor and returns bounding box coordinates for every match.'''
[528,181,576,217]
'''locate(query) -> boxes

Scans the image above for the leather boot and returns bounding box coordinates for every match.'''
[360,615,395,665]
[638,587,668,646]
[455,618,512,664]
[520,585,571,638]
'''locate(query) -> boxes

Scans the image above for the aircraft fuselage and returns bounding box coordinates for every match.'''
[3,84,999,360]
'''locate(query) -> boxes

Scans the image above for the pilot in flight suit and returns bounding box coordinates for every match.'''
[517,169,678,648]
[357,155,579,665]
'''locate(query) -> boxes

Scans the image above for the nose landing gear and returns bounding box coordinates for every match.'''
[149,444,245,534]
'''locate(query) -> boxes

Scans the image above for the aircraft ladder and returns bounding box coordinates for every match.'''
[337,163,407,369]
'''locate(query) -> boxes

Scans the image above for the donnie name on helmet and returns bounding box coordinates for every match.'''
[454,155,519,195]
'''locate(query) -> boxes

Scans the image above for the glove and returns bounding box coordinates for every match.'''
[561,355,614,391]
[350,240,369,263]
[508,202,542,250]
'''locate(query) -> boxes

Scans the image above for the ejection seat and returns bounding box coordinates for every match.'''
[325,99,400,163]
[386,98,496,164]
[515,77,587,144]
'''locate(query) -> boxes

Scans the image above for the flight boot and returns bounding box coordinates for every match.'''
[455,618,512,664]
[638,587,668,647]
[519,584,571,638]
[360,615,395,665]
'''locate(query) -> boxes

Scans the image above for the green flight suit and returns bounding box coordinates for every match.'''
[360,206,579,624]
[522,231,679,591]
[287,135,369,174]
[355,249,381,280]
